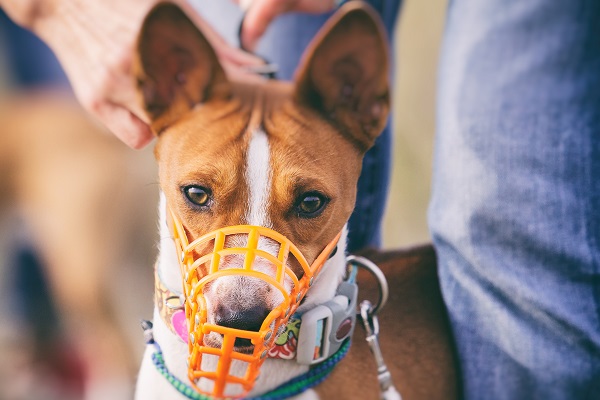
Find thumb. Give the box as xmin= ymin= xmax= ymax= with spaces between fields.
xmin=240 ymin=0 xmax=337 ymax=51
xmin=240 ymin=0 xmax=294 ymax=51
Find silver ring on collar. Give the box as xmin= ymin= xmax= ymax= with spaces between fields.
xmin=346 ymin=255 xmax=389 ymax=315
xmin=164 ymin=295 xmax=185 ymax=311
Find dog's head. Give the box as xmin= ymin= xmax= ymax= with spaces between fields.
xmin=134 ymin=2 xmax=389 ymax=349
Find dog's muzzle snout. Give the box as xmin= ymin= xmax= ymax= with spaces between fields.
xmin=169 ymin=208 xmax=340 ymax=398
xmin=215 ymin=304 xmax=269 ymax=335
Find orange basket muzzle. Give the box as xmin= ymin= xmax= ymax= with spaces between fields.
xmin=170 ymin=209 xmax=340 ymax=398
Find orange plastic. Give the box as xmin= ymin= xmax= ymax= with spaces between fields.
xmin=170 ymin=208 xmax=341 ymax=398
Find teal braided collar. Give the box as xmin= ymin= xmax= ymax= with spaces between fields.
xmin=143 ymin=321 xmax=350 ymax=400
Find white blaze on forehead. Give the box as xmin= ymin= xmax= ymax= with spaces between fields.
xmin=245 ymin=128 xmax=272 ymax=227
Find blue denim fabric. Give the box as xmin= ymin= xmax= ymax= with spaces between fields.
xmin=191 ymin=0 xmax=401 ymax=252
xmin=429 ymin=1 xmax=600 ymax=398
xmin=0 ymin=10 xmax=68 ymax=88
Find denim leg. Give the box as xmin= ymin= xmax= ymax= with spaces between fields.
xmin=430 ymin=0 xmax=600 ymax=398
xmin=192 ymin=0 xmax=401 ymax=252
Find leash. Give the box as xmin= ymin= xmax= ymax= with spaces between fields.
xmin=347 ymin=256 xmax=402 ymax=400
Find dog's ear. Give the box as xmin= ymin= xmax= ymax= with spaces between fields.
xmin=294 ymin=3 xmax=390 ymax=151
xmin=134 ymin=2 xmax=230 ymax=133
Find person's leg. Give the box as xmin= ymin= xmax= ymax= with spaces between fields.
xmin=430 ymin=0 xmax=600 ymax=398
xmin=192 ymin=0 xmax=402 ymax=252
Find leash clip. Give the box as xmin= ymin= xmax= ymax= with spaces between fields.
xmin=359 ymin=300 xmax=401 ymax=400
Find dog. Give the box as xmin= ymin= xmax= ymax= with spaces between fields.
xmin=134 ymin=2 xmax=458 ymax=399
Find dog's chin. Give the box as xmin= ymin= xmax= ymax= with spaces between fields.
xmin=203 ymin=333 xmax=255 ymax=355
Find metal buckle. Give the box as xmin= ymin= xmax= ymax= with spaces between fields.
xmin=164 ymin=295 xmax=184 ymax=311
xmin=297 ymin=281 xmax=358 ymax=365
xmin=346 ymin=255 xmax=389 ymax=315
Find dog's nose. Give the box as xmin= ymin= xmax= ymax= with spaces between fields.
xmin=215 ymin=305 xmax=270 ymax=347
xmin=216 ymin=305 xmax=268 ymax=331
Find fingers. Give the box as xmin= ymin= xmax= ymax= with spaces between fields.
xmin=172 ymin=1 xmax=269 ymax=81
xmin=75 ymin=83 xmax=154 ymax=149
xmin=94 ymin=101 xmax=154 ymax=149
xmin=221 ymin=62 xmax=267 ymax=83
xmin=174 ymin=0 xmax=264 ymax=68
xmin=216 ymin=44 xmax=265 ymax=68
xmin=240 ymin=0 xmax=336 ymax=51
xmin=240 ymin=0 xmax=293 ymax=51
xmin=75 ymin=49 xmax=153 ymax=149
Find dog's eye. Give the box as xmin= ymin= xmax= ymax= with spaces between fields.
xmin=183 ymin=185 xmax=212 ymax=207
xmin=295 ymin=192 xmax=329 ymax=218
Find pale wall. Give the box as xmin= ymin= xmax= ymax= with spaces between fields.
xmin=383 ymin=0 xmax=446 ymax=248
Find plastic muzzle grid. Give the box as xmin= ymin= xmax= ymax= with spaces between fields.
xmin=170 ymin=209 xmax=340 ymax=398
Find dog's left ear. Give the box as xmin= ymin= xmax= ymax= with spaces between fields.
xmin=294 ymin=3 xmax=390 ymax=151
xmin=134 ymin=3 xmax=231 ymax=133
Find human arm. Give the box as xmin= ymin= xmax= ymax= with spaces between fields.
xmin=0 ymin=0 xmax=264 ymax=148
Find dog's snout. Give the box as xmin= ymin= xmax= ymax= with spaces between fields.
xmin=215 ymin=305 xmax=269 ymax=333
xmin=215 ymin=305 xmax=270 ymax=347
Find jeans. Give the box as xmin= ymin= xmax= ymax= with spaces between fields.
xmin=429 ymin=0 xmax=600 ymax=398
xmin=191 ymin=0 xmax=401 ymax=252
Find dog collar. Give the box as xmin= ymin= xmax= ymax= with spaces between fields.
xmin=155 ymin=266 xmax=358 ymax=364
xmin=142 ymin=320 xmax=351 ymax=400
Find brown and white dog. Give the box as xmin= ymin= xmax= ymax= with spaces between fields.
xmin=134 ymin=2 xmax=458 ymax=399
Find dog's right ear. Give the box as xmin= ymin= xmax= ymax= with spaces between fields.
xmin=134 ymin=2 xmax=230 ymax=133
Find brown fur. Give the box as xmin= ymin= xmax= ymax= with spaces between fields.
xmin=316 ymin=245 xmax=459 ymax=399
xmin=153 ymin=81 xmax=363 ymax=264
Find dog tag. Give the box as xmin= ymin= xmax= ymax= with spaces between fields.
xmin=171 ymin=310 xmax=189 ymax=343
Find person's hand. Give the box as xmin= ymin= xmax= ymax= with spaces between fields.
xmin=236 ymin=0 xmax=338 ymax=51
xmin=1 ymin=0 xmax=265 ymax=149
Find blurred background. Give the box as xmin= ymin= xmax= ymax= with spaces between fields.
xmin=0 ymin=0 xmax=444 ymax=398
